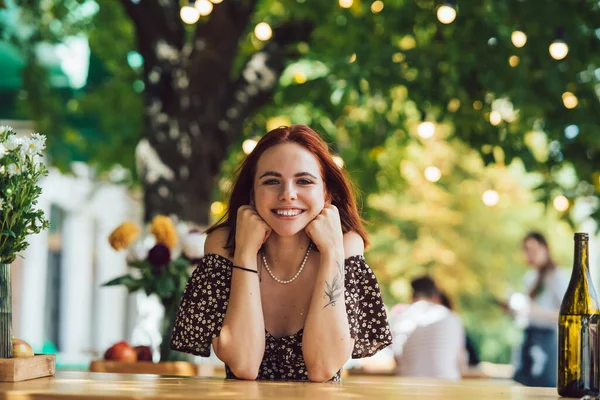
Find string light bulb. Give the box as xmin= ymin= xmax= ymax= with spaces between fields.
xmin=332 ymin=156 xmax=345 ymax=168
xmin=489 ymin=111 xmax=502 ymax=126
xmin=424 ymin=166 xmax=442 ymax=182
xmin=371 ymin=1 xmax=384 ymax=13
xmin=482 ymin=190 xmax=499 ymax=206
xmin=417 ymin=112 xmax=435 ymax=139
xmin=195 ymin=0 xmax=213 ymax=16
xmin=180 ymin=6 xmax=200 ymax=24
xmin=553 ymin=195 xmax=569 ymax=212
xmin=339 ymin=0 xmax=353 ymax=8
xmin=549 ymin=29 xmax=569 ymax=60
xmin=210 ymin=0 xmax=223 ymax=3
xmin=242 ymin=139 xmax=257 ymax=154
xmin=562 ymin=92 xmax=578 ymax=109
xmin=211 ymin=201 xmax=225 ymax=215
xmin=511 ymin=30 xmax=527 ymax=48
xmin=254 ymin=22 xmax=272 ymax=41
xmin=437 ymin=1 xmax=457 ymax=24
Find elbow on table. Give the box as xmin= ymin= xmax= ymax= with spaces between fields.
xmin=306 ymin=364 xmax=339 ymax=382
xmin=213 ymin=334 xmax=264 ymax=380
xmin=228 ymin=362 xmax=260 ymax=380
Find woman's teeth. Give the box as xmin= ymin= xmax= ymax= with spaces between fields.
xmin=275 ymin=209 xmax=303 ymax=216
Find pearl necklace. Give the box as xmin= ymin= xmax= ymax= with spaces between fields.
xmin=261 ymin=245 xmax=312 ymax=284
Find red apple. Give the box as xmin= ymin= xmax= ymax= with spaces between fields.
xmin=104 ymin=341 xmax=137 ymax=362
xmin=134 ymin=345 xmax=153 ymax=362
xmin=12 ymin=337 xmax=34 ymax=358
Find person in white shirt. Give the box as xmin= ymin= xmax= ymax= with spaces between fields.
xmin=512 ymin=231 xmax=569 ymax=388
xmin=390 ymin=276 xmax=466 ymax=380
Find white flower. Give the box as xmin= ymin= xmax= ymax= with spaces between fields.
xmin=181 ymin=231 xmax=206 ymax=259
xmin=7 ymin=163 xmax=21 ymax=177
xmin=0 ymin=198 xmax=4 ymax=210
xmin=5 ymin=135 xmax=22 ymax=151
xmin=20 ymin=138 xmax=36 ymax=157
xmin=20 ymin=134 xmax=45 ymax=158
xmin=0 ymin=144 xmax=6 ymax=160
xmin=28 ymin=133 xmax=46 ymax=154
xmin=0 ymin=126 xmax=10 ymax=134
xmin=0 ymin=166 xmax=5 ymax=175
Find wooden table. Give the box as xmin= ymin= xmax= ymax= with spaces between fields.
xmin=0 ymin=371 xmax=570 ymax=400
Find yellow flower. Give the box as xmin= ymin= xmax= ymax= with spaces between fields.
xmin=108 ymin=222 xmax=140 ymax=251
xmin=151 ymin=215 xmax=178 ymax=249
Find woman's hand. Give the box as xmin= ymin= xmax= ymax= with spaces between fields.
xmin=235 ymin=205 xmax=272 ymax=260
xmin=305 ymin=204 xmax=344 ymax=257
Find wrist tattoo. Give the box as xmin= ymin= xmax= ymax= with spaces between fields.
xmin=323 ymin=261 xmax=344 ymax=308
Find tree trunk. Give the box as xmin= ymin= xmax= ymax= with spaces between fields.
xmin=122 ymin=1 xmax=313 ymax=225
xmin=0 ymin=264 xmax=12 ymax=358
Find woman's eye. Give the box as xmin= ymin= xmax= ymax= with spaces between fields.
xmin=298 ymin=179 xmax=313 ymax=185
xmin=263 ymin=179 xmax=279 ymax=185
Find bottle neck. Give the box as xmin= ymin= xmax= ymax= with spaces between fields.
xmin=574 ymin=238 xmax=589 ymax=275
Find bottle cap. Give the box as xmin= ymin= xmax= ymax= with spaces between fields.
xmin=574 ymin=232 xmax=589 ymax=240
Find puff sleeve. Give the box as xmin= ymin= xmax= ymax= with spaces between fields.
xmin=344 ymin=255 xmax=393 ymax=358
xmin=170 ymin=253 xmax=233 ymax=357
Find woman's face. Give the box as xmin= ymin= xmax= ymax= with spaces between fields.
xmin=523 ymin=238 xmax=549 ymax=269
xmin=253 ymin=142 xmax=326 ymax=237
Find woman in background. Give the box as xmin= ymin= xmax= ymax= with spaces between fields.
xmin=512 ymin=231 xmax=569 ymax=387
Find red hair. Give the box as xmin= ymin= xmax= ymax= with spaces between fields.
xmin=207 ymin=124 xmax=368 ymax=255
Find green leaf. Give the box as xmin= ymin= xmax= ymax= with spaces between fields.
xmin=102 ymin=274 xmax=142 ymax=293
xmin=156 ymin=278 xmax=176 ymax=299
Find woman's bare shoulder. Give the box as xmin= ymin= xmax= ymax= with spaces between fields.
xmin=204 ymin=227 xmax=233 ymax=261
xmin=343 ymin=231 xmax=365 ymax=258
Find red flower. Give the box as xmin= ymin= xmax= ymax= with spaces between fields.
xmin=148 ymin=244 xmax=171 ymax=269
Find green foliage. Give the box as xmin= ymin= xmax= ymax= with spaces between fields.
xmin=365 ymin=123 xmax=575 ymax=362
xmin=5 ymin=1 xmax=600 ymax=206
xmin=5 ymin=1 xmax=141 ymax=175
xmin=0 ymin=126 xmax=50 ymax=264
xmin=102 ymin=255 xmax=191 ymax=302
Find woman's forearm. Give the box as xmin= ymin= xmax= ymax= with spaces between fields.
xmin=528 ymin=302 xmax=560 ymax=323
xmin=213 ymin=253 xmax=265 ymax=379
xmin=302 ymin=250 xmax=354 ymax=382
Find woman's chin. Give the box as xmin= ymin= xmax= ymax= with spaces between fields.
xmin=267 ymin=221 xmax=308 ymax=237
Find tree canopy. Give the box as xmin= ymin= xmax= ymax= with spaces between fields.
xmin=1 ymin=0 xmax=599 ymax=225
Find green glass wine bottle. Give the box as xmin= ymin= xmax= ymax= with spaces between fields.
xmin=558 ymin=233 xmax=600 ymax=397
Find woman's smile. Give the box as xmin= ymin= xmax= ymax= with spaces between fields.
xmin=272 ymin=208 xmax=306 ymax=219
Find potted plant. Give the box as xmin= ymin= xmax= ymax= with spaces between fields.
xmin=0 ymin=126 xmax=52 ymax=381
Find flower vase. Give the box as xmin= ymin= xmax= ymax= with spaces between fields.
xmin=0 ymin=263 xmax=12 ymax=358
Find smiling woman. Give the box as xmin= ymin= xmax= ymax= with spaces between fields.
xmin=170 ymin=124 xmax=392 ymax=382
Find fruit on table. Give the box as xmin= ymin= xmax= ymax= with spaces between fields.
xmin=134 ymin=345 xmax=153 ymax=362
xmin=104 ymin=341 xmax=137 ymax=362
xmin=12 ymin=337 xmax=34 ymax=358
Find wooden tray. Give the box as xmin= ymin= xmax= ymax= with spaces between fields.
xmin=89 ymin=360 xmax=220 ymax=377
xmin=0 ymin=354 xmax=56 ymax=382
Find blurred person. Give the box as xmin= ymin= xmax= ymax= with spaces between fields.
xmin=170 ymin=125 xmax=392 ymax=381
xmin=510 ymin=231 xmax=569 ymax=388
xmin=439 ymin=292 xmax=480 ymax=368
xmin=390 ymin=276 xmax=466 ymax=380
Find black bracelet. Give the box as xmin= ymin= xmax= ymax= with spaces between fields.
xmin=232 ymin=265 xmax=258 ymax=274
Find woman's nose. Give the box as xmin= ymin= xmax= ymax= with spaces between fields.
xmin=279 ymin=183 xmax=297 ymax=201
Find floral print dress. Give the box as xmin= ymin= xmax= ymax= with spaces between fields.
xmin=170 ymin=253 xmax=392 ymax=381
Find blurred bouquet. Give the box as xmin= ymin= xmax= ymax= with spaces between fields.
xmin=104 ymin=215 xmax=205 ymax=361
xmin=0 ymin=126 xmax=49 ymax=264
